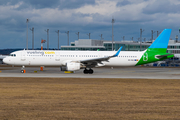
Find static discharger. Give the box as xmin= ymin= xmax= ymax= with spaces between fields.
xmin=64 ymin=71 xmax=74 ymax=73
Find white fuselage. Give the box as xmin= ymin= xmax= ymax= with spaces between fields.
xmin=3 ymin=50 xmax=145 ymax=67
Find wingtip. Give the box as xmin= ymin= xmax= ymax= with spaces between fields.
xmin=113 ymin=46 xmax=123 ymax=57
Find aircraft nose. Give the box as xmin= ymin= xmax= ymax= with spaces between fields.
xmin=3 ymin=58 xmax=8 ymax=64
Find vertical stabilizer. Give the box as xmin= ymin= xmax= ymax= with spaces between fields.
xmin=136 ymin=29 xmax=173 ymax=65
xmin=149 ymin=29 xmax=171 ymax=49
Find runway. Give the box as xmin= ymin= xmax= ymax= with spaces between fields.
xmin=0 ymin=65 xmax=180 ymax=79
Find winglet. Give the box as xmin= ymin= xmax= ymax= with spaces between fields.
xmin=112 ymin=46 xmax=123 ymax=57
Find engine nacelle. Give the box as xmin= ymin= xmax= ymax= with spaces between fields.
xmin=61 ymin=63 xmax=80 ymax=71
xmin=67 ymin=63 xmax=80 ymax=71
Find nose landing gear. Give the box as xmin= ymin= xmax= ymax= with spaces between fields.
xmin=83 ymin=68 xmax=94 ymax=74
xmin=20 ymin=66 xmax=26 ymax=73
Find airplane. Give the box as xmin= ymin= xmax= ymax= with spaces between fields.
xmin=0 ymin=55 xmax=7 ymax=64
xmin=3 ymin=29 xmax=174 ymax=74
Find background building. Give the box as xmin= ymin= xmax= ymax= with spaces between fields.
xmin=61 ymin=39 xmax=180 ymax=54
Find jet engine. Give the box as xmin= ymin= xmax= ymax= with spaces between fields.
xmin=61 ymin=63 xmax=80 ymax=71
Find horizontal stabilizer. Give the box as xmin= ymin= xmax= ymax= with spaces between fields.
xmin=155 ymin=54 xmax=174 ymax=59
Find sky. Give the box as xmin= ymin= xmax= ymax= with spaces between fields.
xmin=0 ymin=0 xmax=180 ymax=49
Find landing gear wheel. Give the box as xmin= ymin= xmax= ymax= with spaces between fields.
xmin=83 ymin=69 xmax=88 ymax=74
xmin=83 ymin=68 xmax=94 ymax=74
xmin=89 ymin=69 xmax=93 ymax=74
xmin=20 ymin=66 xmax=26 ymax=73
xmin=21 ymin=70 xmax=24 ymax=73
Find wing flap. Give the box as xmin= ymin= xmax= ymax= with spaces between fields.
xmin=80 ymin=56 xmax=109 ymax=63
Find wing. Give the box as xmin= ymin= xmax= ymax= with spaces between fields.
xmin=80 ymin=47 xmax=123 ymax=68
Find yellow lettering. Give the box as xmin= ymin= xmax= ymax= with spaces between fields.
xmin=44 ymin=51 xmax=55 ymax=54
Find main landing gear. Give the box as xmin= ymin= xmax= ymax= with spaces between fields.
xmin=20 ymin=66 xmax=26 ymax=73
xmin=83 ymin=68 xmax=94 ymax=74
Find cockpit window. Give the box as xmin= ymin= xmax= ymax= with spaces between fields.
xmin=9 ymin=54 xmax=16 ymax=57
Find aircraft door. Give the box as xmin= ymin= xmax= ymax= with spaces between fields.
xmin=98 ymin=53 xmax=103 ymax=57
xmin=55 ymin=52 xmax=60 ymax=61
xmin=21 ymin=51 xmax=26 ymax=61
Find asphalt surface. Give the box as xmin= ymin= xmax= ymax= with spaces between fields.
xmin=0 ymin=65 xmax=180 ymax=79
